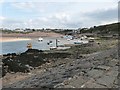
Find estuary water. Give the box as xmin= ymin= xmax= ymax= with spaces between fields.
xmin=1 ymin=37 xmax=74 ymax=54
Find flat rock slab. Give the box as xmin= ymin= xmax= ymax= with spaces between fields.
xmin=64 ymin=76 xmax=89 ymax=88
xmin=106 ymin=70 xmax=118 ymax=77
xmin=81 ymin=78 xmax=106 ymax=88
xmin=96 ymin=75 xmax=116 ymax=87
xmin=114 ymin=78 xmax=118 ymax=85
xmin=108 ymin=59 xmax=118 ymax=67
xmin=112 ymin=66 xmax=118 ymax=71
xmin=62 ymin=85 xmax=75 ymax=88
xmin=87 ymin=69 xmax=104 ymax=78
xmin=84 ymin=82 xmax=107 ymax=88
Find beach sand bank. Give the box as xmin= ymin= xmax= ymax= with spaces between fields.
xmin=0 ymin=37 xmax=31 ymax=42
xmin=1 ymin=32 xmax=62 ymax=42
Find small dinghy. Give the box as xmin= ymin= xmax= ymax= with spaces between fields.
xmin=38 ymin=37 xmax=43 ymax=42
xmin=57 ymin=40 xmax=60 ymax=42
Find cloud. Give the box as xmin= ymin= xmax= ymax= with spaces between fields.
xmin=1 ymin=18 xmax=26 ymax=29
xmin=48 ymin=13 xmax=71 ymax=25
xmin=0 ymin=16 xmax=5 ymax=20
xmin=53 ymin=13 xmax=70 ymax=22
xmin=1 ymin=4 xmax=118 ymax=29
xmin=11 ymin=2 xmax=46 ymax=13
xmin=0 ymin=0 xmax=4 ymax=4
xmin=44 ymin=12 xmax=83 ymax=28
xmin=11 ymin=2 xmax=35 ymax=10
xmin=53 ymin=13 xmax=82 ymax=28
xmin=4 ymin=0 xmax=120 ymax=3
xmin=0 ymin=16 xmax=6 ymax=27
xmin=84 ymin=7 xmax=117 ymax=22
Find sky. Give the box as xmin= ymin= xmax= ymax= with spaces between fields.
xmin=0 ymin=0 xmax=119 ymax=29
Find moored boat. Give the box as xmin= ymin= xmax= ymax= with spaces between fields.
xmin=38 ymin=37 xmax=43 ymax=42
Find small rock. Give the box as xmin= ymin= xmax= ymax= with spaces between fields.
xmin=95 ymin=65 xmax=110 ymax=71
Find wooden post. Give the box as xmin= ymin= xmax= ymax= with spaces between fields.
xmin=56 ymin=39 xmax=58 ymax=47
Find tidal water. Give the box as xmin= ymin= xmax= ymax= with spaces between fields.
xmin=1 ymin=37 xmax=74 ymax=54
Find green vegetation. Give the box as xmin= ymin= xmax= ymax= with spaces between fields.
xmin=1 ymin=22 xmax=119 ymax=36
xmin=80 ymin=23 xmax=119 ymax=35
xmin=53 ymin=29 xmax=73 ymax=35
xmin=1 ymin=30 xmax=15 ymax=33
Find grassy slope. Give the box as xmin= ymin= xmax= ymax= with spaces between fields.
xmin=80 ymin=23 xmax=119 ymax=35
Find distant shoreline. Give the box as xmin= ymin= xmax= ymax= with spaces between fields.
xmin=1 ymin=31 xmax=62 ymax=42
xmin=2 ymin=31 xmax=62 ymax=38
xmin=0 ymin=37 xmax=31 ymax=42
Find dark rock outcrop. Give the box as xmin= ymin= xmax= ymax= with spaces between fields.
xmin=2 ymin=49 xmax=71 ymax=77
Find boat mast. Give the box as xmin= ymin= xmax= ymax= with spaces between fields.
xmin=56 ymin=39 xmax=58 ymax=47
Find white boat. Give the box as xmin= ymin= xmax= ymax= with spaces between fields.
xmin=50 ymin=46 xmax=57 ymax=50
xmin=63 ymin=35 xmax=73 ymax=40
xmin=74 ymin=40 xmax=82 ymax=44
xmin=74 ymin=40 xmax=88 ymax=44
xmin=67 ymin=39 xmax=71 ymax=41
xmin=88 ymin=37 xmax=95 ymax=40
xmin=38 ymin=37 xmax=43 ymax=41
xmin=57 ymin=40 xmax=60 ymax=42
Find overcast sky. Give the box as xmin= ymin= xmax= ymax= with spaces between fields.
xmin=0 ymin=0 xmax=119 ymax=29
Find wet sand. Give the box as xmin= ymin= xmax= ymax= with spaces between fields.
xmin=0 ymin=37 xmax=31 ymax=42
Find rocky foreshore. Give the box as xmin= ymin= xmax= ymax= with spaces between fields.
xmin=2 ymin=47 xmax=119 ymax=88
xmin=2 ymin=49 xmax=71 ymax=77
xmin=2 ymin=39 xmax=119 ymax=88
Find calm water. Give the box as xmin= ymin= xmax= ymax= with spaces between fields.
xmin=1 ymin=37 xmax=75 ymax=54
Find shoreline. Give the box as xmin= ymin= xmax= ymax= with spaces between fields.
xmin=0 ymin=37 xmax=32 ymax=43
xmin=1 ymin=32 xmax=63 ymax=42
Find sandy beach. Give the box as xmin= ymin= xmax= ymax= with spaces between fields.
xmin=1 ymin=31 xmax=62 ymax=42
xmin=0 ymin=37 xmax=31 ymax=42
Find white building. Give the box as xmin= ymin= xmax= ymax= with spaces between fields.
xmin=15 ymin=28 xmax=24 ymax=32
